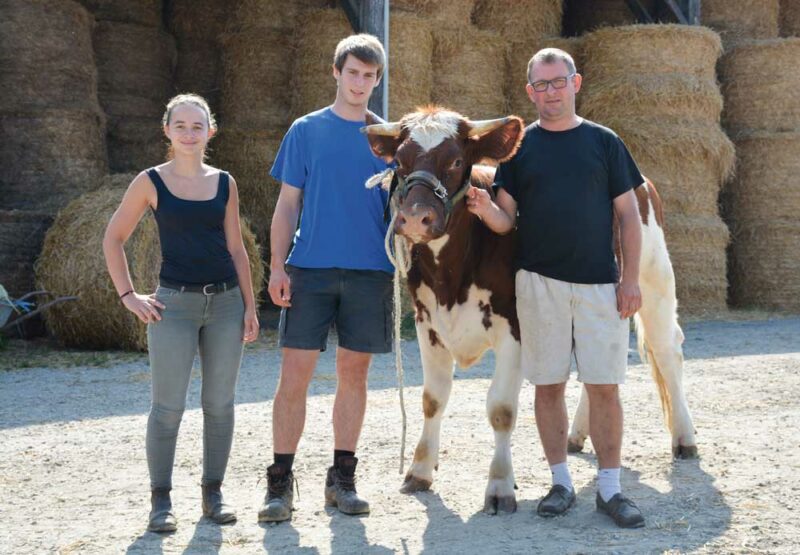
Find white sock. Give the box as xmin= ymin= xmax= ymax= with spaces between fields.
xmin=597 ymin=467 xmax=621 ymax=502
xmin=550 ymin=462 xmax=573 ymax=491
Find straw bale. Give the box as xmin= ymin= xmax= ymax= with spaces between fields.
xmin=563 ymin=0 xmax=656 ymax=36
xmin=106 ymin=117 xmax=168 ymax=173
xmin=701 ymin=0 xmax=779 ymax=45
xmin=391 ymin=0 xmax=475 ymax=25
xmin=388 ymin=13 xmax=434 ymax=119
xmin=727 ymin=131 xmax=800 ymax=222
xmin=36 ymin=183 xmax=265 ymax=350
xmin=0 ymin=109 xmax=108 ymax=213
xmin=662 ymin=213 xmax=730 ymax=313
xmin=0 ymin=0 xmax=99 ymax=113
xmin=506 ymin=36 xmax=584 ymax=123
xmin=168 ymin=0 xmax=232 ymax=38
xmin=174 ymin=38 xmax=222 ymax=114
xmin=76 ymin=0 xmax=162 ymax=27
xmin=432 ymin=26 xmax=508 ymax=118
xmin=291 ymin=9 xmax=352 ymax=121
xmin=0 ymin=210 xmax=54 ymax=297
xmin=220 ymin=30 xmax=293 ymax=130
xmin=582 ymin=25 xmax=721 ymax=82
xmin=473 ymin=0 xmax=561 ymax=40
xmin=781 ymin=0 xmax=800 ymax=36
xmin=719 ymin=38 xmax=800 ymax=134
xmin=94 ymin=21 xmax=177 ymax=118
xmin=729 ymin=218 xmax=800 ymax=310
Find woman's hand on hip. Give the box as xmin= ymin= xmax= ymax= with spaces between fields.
xmin=122 ymin=292 xmax=165 ymax=323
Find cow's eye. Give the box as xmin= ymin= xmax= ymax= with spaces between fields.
xmin=451 ymin=159 xmax=463 ymax=169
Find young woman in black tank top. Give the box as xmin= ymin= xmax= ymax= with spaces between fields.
xmin=103 ymin=94 xmax=259 ymax=532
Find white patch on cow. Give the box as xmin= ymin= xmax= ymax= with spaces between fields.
xmin=427 ymin=234 xmax=450 ymax=262
xmin=403 ymin=110 xmax=462 ymax=152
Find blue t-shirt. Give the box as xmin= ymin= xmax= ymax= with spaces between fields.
xmin=270 ymin=107 xmax=393 ymax=272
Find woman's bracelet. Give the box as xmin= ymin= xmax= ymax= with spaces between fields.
xmin=120 ymin=290 xmax=134 ymax=300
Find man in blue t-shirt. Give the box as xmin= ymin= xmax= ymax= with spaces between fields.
xmin=467 ymin=48 xmax=646 ymax=528
xmin=258 ymin=34 xmax=392 ymax=523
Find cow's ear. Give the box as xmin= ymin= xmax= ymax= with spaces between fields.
xmin=363 ymin=113 xmax=404 ymax=162
xmin=466 ymin=116 xmax=525 ymax=164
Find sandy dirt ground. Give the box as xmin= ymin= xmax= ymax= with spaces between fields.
xmin=1 ymin=316 xmax=799 ymax=554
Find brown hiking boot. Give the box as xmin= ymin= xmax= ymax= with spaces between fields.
xmin=324 ymin=456 xmax=370 ymax=515
xmin=258 ymin=464 xmax=295 ymax=523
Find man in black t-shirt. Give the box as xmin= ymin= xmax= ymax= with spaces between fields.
xmin=466 ymin=48 xmax=646 ymax=528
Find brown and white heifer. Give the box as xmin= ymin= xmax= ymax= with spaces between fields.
xmin=363 ymin=107 xmax=697 ymax=514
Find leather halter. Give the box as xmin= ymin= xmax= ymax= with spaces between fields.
xmin=388 ymin=169 xmax=471 ymax=227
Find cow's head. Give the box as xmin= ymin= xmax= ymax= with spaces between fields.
xmin=363 ymin=107 xmax=524 ymax=243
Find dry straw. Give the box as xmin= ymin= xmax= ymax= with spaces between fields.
xmin=563 ymin=0 xmax=656 ymax=35
xmin=719 ymin=38 xmax=800 ymax=134
xmin=106 ymin=117 xmax=168 ymax=173
xmin=0 ymin=210 xmax=54 ymax=297
xmin=388 ymin=13 xmax=433 ymax=119
xmin=582 ymin=25 xmax=721 ymax=82
xmin=0 ymin=109 xmax=108 ymax=213
xmin=473 ymin=0 xmax=562 ymax=39
xmin=781 ymin=0 xmax=800 ymax=36
xmin=432 ymin=26 xmax=508 ymax=118
xmin=290 ymin=9 xmax=352 ymax=121
xmin=220 ymin=30 xmax=293 ymax=130
xmin=0 ymin=0 xmax=99 ymax=113
xmin=169 ymin=0 xmax=232 ymax=39
xmin=76 ymin=0 xmax=162 ymax=27
xmin=701 ymin=0 xmax=779 ymax=45
xmin=391 ymin=0 xmax=475 ymax=25
xmin=36 ymin=182 xmax=265 ymax=350
xmin=174 ymin=39 xmax=222 ymax=114
xmin=729 ymin=219 xmax=800 ymax=310
xmin=507 ymin=36 xmax=584 ymax=124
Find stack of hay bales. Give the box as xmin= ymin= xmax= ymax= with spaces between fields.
xmin=700 ymin=0 xmax=780 ymax=47
xmin=781 ymin=0 xmax=800 ymax=36
xmin=91 ymin=0 xmax=176 ymax=172
xmin=391 ymin=0 xmax=474 ymax=25
xmin=580 ymin=25 xmax=734 ymax=313
xmin=387 ymin=12 xmax=434 ymax=118
xmin=35 ymin=180 xmax=265 ymax=350
xmin=0 ymin=0 xmax=107 ymax=295
xmin=563 ymin=0 xmax=656 ymax=36
xmin=473 ymin=0 xmax=563 ymax=124
xmin=718 ymin=39 xmax=800 ymax=309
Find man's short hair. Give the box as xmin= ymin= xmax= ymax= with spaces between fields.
xmin=334 ymin=33 xmax=386 ymax=78
xmin=527 ymin=48 xmax=577 ymax=84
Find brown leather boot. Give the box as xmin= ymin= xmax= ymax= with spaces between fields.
xmin=258 ymin=464 xmax=295 ymax=523
xmin=202 ymin=481 xmax=237 ymax=524
xmin=148 ymin=487 xmax=177 ymax=532
xmin=324 ymin=456 xmax=370 ymax=515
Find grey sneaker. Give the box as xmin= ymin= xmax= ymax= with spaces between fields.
xmin=148 ymin=487 xmax=177 ymax=533
xmin=258 ymin=464 xmax=294 ymax=523
xmin=324 ymin=456 xmax=370 ymax=515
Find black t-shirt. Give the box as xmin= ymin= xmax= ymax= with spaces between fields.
xmin=495 ymin=119 xmax=642 ymax=284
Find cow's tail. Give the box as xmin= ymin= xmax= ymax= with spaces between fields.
xmin=634 ymin=314 xmax=674 ymax=435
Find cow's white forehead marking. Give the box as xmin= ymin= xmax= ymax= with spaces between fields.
xmin=403 ymin=111 xmax=462 ymax=152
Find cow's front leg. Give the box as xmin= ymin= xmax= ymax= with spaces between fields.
xmin=401 ymin=325 xmax=455 ymax=493
xmin=483 ymin=337 xmax=523 ymax=514
xmin=567 ymin=386 xmax=590 ymax=453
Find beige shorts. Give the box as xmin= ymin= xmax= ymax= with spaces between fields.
xmin=516 ymin=270 xmax=629 ymax=385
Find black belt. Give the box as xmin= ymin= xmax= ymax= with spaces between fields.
xmin=159 ymin=276 xmax=238 ymax=295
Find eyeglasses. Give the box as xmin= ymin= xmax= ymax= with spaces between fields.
xmin=529 ymin=73 xmax=576 ymax=92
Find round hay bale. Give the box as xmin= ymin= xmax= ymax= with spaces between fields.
xmin=473 ymin=0 xmax=562 ymax=40
xmin=36 ymin=182 xmax=265 ymax=350
xmin=76 ymin=0 xmax=162 ymax=27
xmin=0 ymin=0 xmax=99 ymax=113
xmin=391 ymin=0 xmax=475 ymax=25
xmin=719 ymin=38 xmax=800 ymax=134
xmin=701 ymin=0 xmax=779 ymax=45
xmin=728 ymin=131 xmax=800 ymax=222
xmin=581 ymin=25 xmax=721 ymax=82
xmin=106 ymin=116 xmax=168 ymax=173
xmin=388 ymin=13 xmax=433 ymax=118
xmin=94 ymin=21 xmax=177 ymax=118
xmin=506 ymin=36 xmax=584 ymax=123
xmin=662 ymin=213 xmax=730 ymax=314
xmin=174 ymin=38 xmax=222 ymax=114
xmin=290 ymin=9 xmax=352 ymax=121
xmin=432 ymin=26 xmax=507 ymax=118
xmin=781 ymin=0 xmax=800 ymax=36
xmin=220 ymin=29 xmax=293 ymax=130
xmin=729 ymin=219 xmax=800 ymax=310
xmin=563 ymin=0 xmax=656 ymax=36
xmin=0 ymin=108 xmax=108 ymax=213
xmin=0 ymin=210 xmax=54 ymax=297
xmin=168 ymin=0 xmax=233 ymax=38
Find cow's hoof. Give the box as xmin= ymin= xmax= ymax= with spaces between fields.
xmin=484 ymin=494 xmax=517 ymax=515
xmin=673 ymin=444 xmax=699 ymax=459
xmin=567 ymin=438 xmax=585 ymax=453
xmin=400 ymin=475 xmax=432 ymax=494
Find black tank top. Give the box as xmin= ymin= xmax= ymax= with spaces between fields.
xmin=147 ymin=168 xmax=236 ymax=285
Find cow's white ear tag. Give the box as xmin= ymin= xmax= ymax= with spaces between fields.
xmin=366 ymin=168 xmax=394 ymax=191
